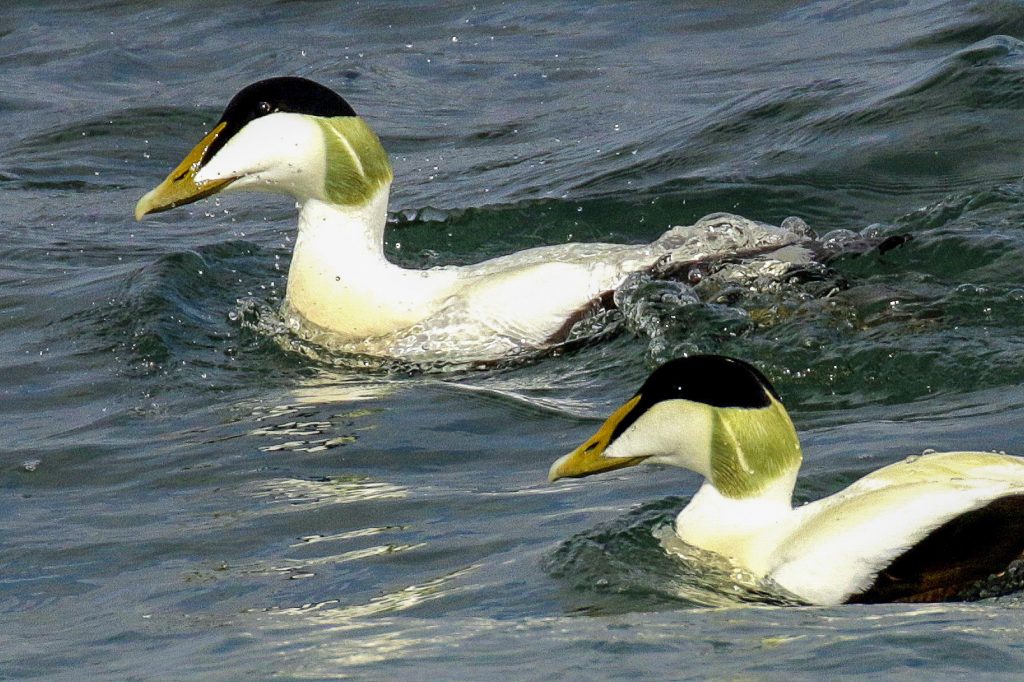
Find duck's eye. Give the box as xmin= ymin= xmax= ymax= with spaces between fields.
xmin=257 ymin=101 xmax=273 ymax=115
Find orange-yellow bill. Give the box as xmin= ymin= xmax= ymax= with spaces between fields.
xmin=548 ymin=394 xmax=648 ymax=482
xmin=134 ymin=122 xmax=235 ymax=220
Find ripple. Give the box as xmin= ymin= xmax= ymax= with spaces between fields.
xmin=544 ymin=498 xmax=800 ymax=612
xmin=250 ymin=476 xmax=408 ymax=509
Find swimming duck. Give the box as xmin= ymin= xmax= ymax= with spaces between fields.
xmin=549 ymin=355 xmax=1024 ymax=605
xmin=135 ymin=76 xmax=815 ymax=363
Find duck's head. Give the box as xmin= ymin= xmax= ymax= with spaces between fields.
xmin=135 ymin=76 xmax=393 ymax=220
xmin=549 ymin=355 xmax=802 ymax=499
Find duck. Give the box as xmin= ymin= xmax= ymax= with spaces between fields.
xmin=135 ymin=76 xmax=819 ymax=364
xmin=548 ymin=355 xmax=1024 ymax=605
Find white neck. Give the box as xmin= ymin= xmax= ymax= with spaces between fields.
xmin=675 ymin=472 xmax=797 ymax=576
xmin=296 ymin=186 xmax=391 ymax=260
xmin=283 ymin=187 xmax=458 ymax=340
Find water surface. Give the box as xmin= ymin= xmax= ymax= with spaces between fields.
xmin=4 ymin=1 xmax=1024 ymax=678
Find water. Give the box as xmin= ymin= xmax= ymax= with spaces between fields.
xmin=4 ymin=0 xmax=1024 ymax=678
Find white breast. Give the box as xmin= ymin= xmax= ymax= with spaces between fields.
xmin=675 ymin=451 xmax=1024 ymax=605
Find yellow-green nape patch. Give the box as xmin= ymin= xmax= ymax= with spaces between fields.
xmin=316 ymin=116 xmax=393 ymax=206
xmin=709 ymin=399 xmax=802 ymax=498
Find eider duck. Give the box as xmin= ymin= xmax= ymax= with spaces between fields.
xmin=135 ymin=77 xmax=816 ymax=363
xmin=549 ymin=355 xmax=1024 ymax=605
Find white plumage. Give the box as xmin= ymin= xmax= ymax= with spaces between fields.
xmin=136 ymin=78 xmax=817 ymax=364
xmin=550 ymin=355 xmax=1024 ymax=605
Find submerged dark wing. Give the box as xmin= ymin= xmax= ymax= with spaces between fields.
xmin=847 ymin=494 xmax=1024 ymax=604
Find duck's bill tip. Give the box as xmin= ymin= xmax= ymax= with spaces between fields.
xmin=547 ymin=425 xmax=650 ymax=482
xmin=134 ymin=188 xmax=161 ymax=221
xmin=548 ymin=452 xmax=573 ymax=482
xmin=548 ymin=448 xmax=648 ymax=483
xmin=548 ymin=394 xmax=648 ymax=483
xmin=133 ymin=175 xmax=236 ymax=221
xmin=133 ymin=123 xmax=231 ymax=221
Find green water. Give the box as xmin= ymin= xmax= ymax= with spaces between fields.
xmin=3 ymin=1 xmax=1024 ymax=679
